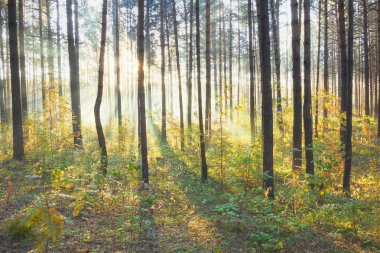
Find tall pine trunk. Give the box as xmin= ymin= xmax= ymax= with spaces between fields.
xmin=205 ymin=0 xmax=211 ymax=135
xmin=8 ymin=0 xmax=24 ymax=159
xmin=160 ymin=0 xmax=167 ymax=142
xmin=291 ymin=0 xmax=302 ymax=171
xmin=113 ymin=0 xmax=121 ymax=129
xmin=18 ymin=0 xmax=27 ymax=116
xmin=187 ymin=0 xmax=194 ymax=129
xmin=95 ymin=0 xmax=108 ymax=175
xmin=256 ymin=0 xmax=274 ymax=199
xmin=137 ymin=0 xmax=149 ymax=183
xmin=248 ymin=0 xmax=255 ymax=142
xmin=196 ymin=0 xmax=208 ymax=181
xmin=363 ymin=0 xmax=370 ymax=116
xmin=315 ymin=0 xmax=322 ymax=138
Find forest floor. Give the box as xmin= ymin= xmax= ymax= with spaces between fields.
xmin=0 ymin=109 xmax=379 ymax=252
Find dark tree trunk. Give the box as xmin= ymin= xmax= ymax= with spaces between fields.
xmin=270 ymin=0 xmax=283 ymax=131
xmin=256 ymin=0 xmax=274 ymax=199
xmin=205 ymin=0 xmax=211 ymax=135
xmin=323 ymin=0 xmax=329 ymax=129
xmin=315 ymin=0 xmax=322 ymax=138
xmin=66 ymin=0 xmax=83 ymax=147
xmin=291 ymin=0 xmax=302 ymax=171
xmin=343 ymin=0 xmax=354 ymax=194
xmin=46 ymin=0 xmax=55 ymax=87
xmin=160 ymin=0 xmax=167 ymax=142
xmin=56 ymin=0 xmax=63 ymax=96
xmin=172 ymin=0 xmax=185 ymax=150
xmin=338 ymin=0 xmax=348 ymax=146
xmin=363 ymin=0 xmax=370 ymax=116
xmin=137 ymin=0 xmax=149 ymax=183
xmin=303 ymin=0 xmax=314 ymax=179
xmin=113 ymin=0 xmax=121 ymax=128
xmin=8 ymin=0 xmax=24 ymax=159
xmin=95 ymin=0 xmax=108 ymax=175
xmin=187 ymin=0 xmax=194 ymax=129
xmin=18 ymin=0 xmax=27 ymax=116
xmin=196 ymin=0 xmax=208 ymax=181
xmin=248 ymin=0 xmax=255 ymax=142
xmin=38 ymin=0 xmax=46 ymax=106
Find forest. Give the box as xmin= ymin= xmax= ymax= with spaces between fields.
xmin=0 ymin=0 xmax=379 ymax=252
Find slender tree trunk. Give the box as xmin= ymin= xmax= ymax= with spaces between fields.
xmin=338 ymin=0 xmax=348 ymax=146
xmin=196 ymin=0 xmax=208 ymax=181
xmin=8 ymin=0 xmax=24 ymax=159
xmin=146 ymin=0 xmax=152 ymax=114
xmin=160 ymin=0 xmax=167 ymax=142
xmin=113 ymin=0 xmax=121 ymax=128
xmin=315 ymin=0 xmax=322 ymax=138
xmin=343 ymin=0 xmax=354 ymax=194
xmin=56 ymin=0 xmax=63 ymax=96
xmin=66 ymin=0 xmax=83 ymax=147
xmin=378 ymin=0 xmax=380 ymax=138
xmin=38 ymin=0 xmax=46 ymax=107
xmin=303 ymin=0 xmax=314 ymax=179
xmin=46 ymin=0 xmax=55 ymax=87
xmin=256 ymin=0 xmax=274 ymax=199
xmin=18 ymin=0 xmax=27 ymax=116
xmin=137 ymin=0 xmax=149 ymax=183
xmin=205 ymin=0 xmax=211 ymax=135
xmin=187 ymin=0 xmax=193 ymax=129
xmin=228 ymin=0 xmax=233 ymax=122
xmin=95 ymin=0 xmax=108 ymax=175
xmin=172 ymin=0 xmax=185 ymax=149
xmin=248 ymin=0 xmax=255 ymax=142
xmin=291 ymin=0 xmax=302 ymax=171
xmin=323 ymin=0 xmax=329 ymax=130
xmin=270 ymin=0 xmax=283 ymax=131
xmin=363 ymin=0 xmax=370 ymax=115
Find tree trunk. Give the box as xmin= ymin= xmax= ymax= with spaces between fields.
xmin=228 ymin=0 xmax=233 ymax=122
xmin=95 ymin=0 xmax=108 ymax=175
xmin=113 ymin=0 xmax=121 ymax=128
xmin=66 ymin=0 xmax=83 ymax=147
xmin=291 ymin=0 xmax=302 ymax=171
xmin=137 ymin=0 xmax=149 ymax=183
xmin=338 ymin=0 xmax=348 ymax=146
xmin=18 ymin=0 xmax=27 ymax=116
xmin=248 ymin=0 xmax=255 ymax=142
xmin=38 ymin=0 xmax=46 ymax=107
xmin=160 ymin=0 xmax=167 ymax=142
xmin=46 ymin=0 xmax=55 ymax=87
xmin=256 ymin=0 xmax=274 ymax=199
xmin=8 ymin=0 xmax=24 ymax=159
xmin=363 ymin=0 xmax=369 ymax=116
xmin=378 ymin=0 xmax=380 ymax=138
xmin=56 ymin=0 xmax=63 ymax=96
xmin=187 ymin=0 xmax=194 ymax=129
xmin=270 ymin=0 xmax=283 ymax=131
xmin=323 ymin=0 xmax=329 ymax=130
xmin=315 ymin=0 xmax=322 ymax=138
xmin=196 ymin=0 xmax=208 ymax=181
xmin=205 ymin=0 xmax=211 ymax=135
xmin=303 ymin=0 xmax=314 ymax=179
xmin=343 ymin=0 xmax=354 ymax=194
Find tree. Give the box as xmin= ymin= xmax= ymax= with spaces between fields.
xmin=56 ymin=0 xmax=63 ymax=96
xmin=94 ymin=0 xmax=108 ymax=175
xmin=8 ymin=0 xmax=24 ymax=159
xmin=303 ymin=0 xmax=314 ymax=179
xmin=270 ymin=0 xmax=283 ymax=131
xmin=196 ymin=0 xmax=208 ymax=181
xmin=363 ymin=0 xmax=369 ymax=116
xmin=378 ymin=0 xmax=380 ymax=138
xmin=256 ymin=0 xmax=274 ymax=199
xmin=160 ymin=0 xmax=167 ymax=142
xmin=46 ymin=0 xmax=55 ymax=86
xmin=18 ymin=0 xmax=27 ymax=116
xmin=205 ymin=0 xmax=211 ymax=135
xmin=113 ymin=0 xmax=121 ymax=129
xmin=291 ymin=0 xmax=302 ymax=171
xmin=172 ymin=0 xmax=185 ymax=149
xmin=315 ymin=0 xmax=322 ymax=138
xmin=137 ymin=0 xmax=149 ymax=183
xmin=338 ymin=0 xmax=348 ymax=147
xmin=38 ymin=0 xmax=46 ymax=106
xmin=248 ymin=0 xmax=255 ymax=142
xmin=187 ymin=0 xmax=194 ymax=129
xmin=323 ymin=0 xmax=328 ymax=129
xmin=66 ymin=0 xmax=83 ymax=147
xmin=343 ymin=0 xmax=354 ymax=194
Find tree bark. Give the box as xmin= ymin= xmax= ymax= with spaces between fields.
xmin=323 ymin=0 xmax=329 ymax=129
xmin=205 ymin=0 xmax=211 ymax=135
xmin=38 ymin=0 xmax=46 ymax=107
xmin=56 ymin=0 xmax=63 ymax=96
xmin=137 ymin=0 xmax=149 ymax=183
xmin=95 ymin=0 xmax=108 ymax=175
xmin=18 ymin=0 xmax=27 ymax=116
xmin=66 ymin=0 xmax=83 ymax=147
xmin=315 ymin=0 xmax=322 ymax=138
xmin=8 ymin=0 xmax=24 ymax=159
xmin=113 ymin=0 xmax=121 ymax=128
xmin=196 ymin=0 xmax=208 ymax=181
xmin=291 ymin=0 xmax=302 ymax=171
xmin=160 ymin=0 xmax=167 ymax=142
xmin=256 ymin=0 xmax=274 ymax=199
xmin=187 ymin=0 xmax=194 ymax=129
xmin=248 ymin=0 xmax=255 ymax=142
xmin=46 ymin=0 xmax=55 ymax=87
xmin=363 ymin=0 xmax=370 ymax=116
